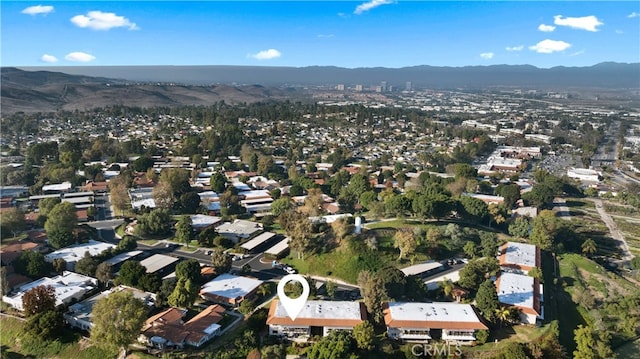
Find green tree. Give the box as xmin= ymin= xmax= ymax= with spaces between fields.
xmin=261 ymin=344 xmax=287 ymax=359
xmin=117 ymin=235 xmax=137 ymax=252
xmin=508 ymin=216 xmax=530 ymax=239
xmin=14 ymin=251 xmax=50 ymax=278
xmin=358 ymin=271 xmax=387 ymax=324
xmin=175 ymin=259 xmax=202 ymax=284
xmin=393 ymin=227 xmax=417 ymax=261
xmin=22 ymin=285 xmax=56 ymax=317
xmin=581 ymin=238 xmax=597 ymax=256
xmin=331 ymin=218 xmax=350 ymax=242
xmin=270 ymin=197 xmax=294 ymax=218
xmin=0 ymin=266 xmax=8 ymax=297
xmin=459 ymin=195 xmax=488 ymax=222
xmin=152 ymin=182 xmax=174 ymax=210
xmin=530 ymin=210 xmax=558 ymax=251
xmin=109 ymin=181 xmax=129 ymax=216
xmin=496 ymin=183 xmax=521 ymax=209
xmin=480 ymin=232 xmax=498 ymax=258
xmin=306 ymin=330 xmax=354 ymax=359
xmin=75 ymin=251 xmax=99 ymax=276
xmin=211 ymin=249 xmax=232 ymax=274
xmin=325 ymin=280 xmax=337 ymax=299
xmin=280 ymin=209 xmax=313 ymax=260
xmin=573 ymin=325 xmax=616 ymax=359
xmin=495 ymin=342 xmax=529 ymax=359
xmin=44 ymin=202 xmax=77 ymax=248
xmin=91 ymin=290 xmax=147 ymax=352
xmin=95 ymin=262 xmax=113 ymax=286
xmin=476 ymin=279 xmax=499 ymax=322
xmin=131 ymin=155 xmax=154 ymax=172
xmin=458 ymin=258 xmax=499 ymax=292
xmin=0 ymin=207 xmax=26 ymax=237
xmin=117 ymin=260 xmax=146 ymax=287
xmin=175 ymin=216 xmax=193 ymax=247
xmin=179 ymin=192 xmax=202 ymax=214
xmin=168 ymin=277 xmax=198 ymax=308
xmin=37 ymin=197 xmax=61 ymax=217
xmin=463 ymin=241 xmax=478 ymax=258
xmin=135 ymin=209 xmax=172 ymax=237
xmin=352 ymin=321 xmax=376 ymax=351
xmin=440 ymin=279 xmax=455 ymax=299
xmin=52 ymin=258 xmax=67 ymax=274
xmin=22 ymin=310 xmax=64 ymax=341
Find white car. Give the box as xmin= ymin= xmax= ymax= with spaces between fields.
xmin=283 ymin=266 xmax=297 ymax=274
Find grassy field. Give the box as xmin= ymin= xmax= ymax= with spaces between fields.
xmin=0 ymin=316 xmax=117 ymax=359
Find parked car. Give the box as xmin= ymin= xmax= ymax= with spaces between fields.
xmin=283 ymin=265 xmax=297 ymax=274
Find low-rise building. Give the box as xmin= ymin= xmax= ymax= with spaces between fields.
xmin=65 ymin=285 xmax=156 ymax=331
xmin=567 ymin=167 xmax=601 ymax=182
xmin=216 ymin=220 xmax=262 ymax=243
xmin=267 ymin=300 xmax=367 ymax=339
xmin=3 ymin=271 xmax=98 ymax=311
xmin=200 ymin=273 xmax=263 ymax=306
xmin=139 ymin=254 xmax=180 ymax=276
xmin=383 ymin=302 xmax=487 ymax=344
xmin=498 ymin=241 xmax=539 ymax=273
xmin=45 ymin=240 xmax=116 ymax=271
xmin=495 ymin=272 xmax=542 ymax=325
xmin=138 ymin=304 xmax=225 ymax=349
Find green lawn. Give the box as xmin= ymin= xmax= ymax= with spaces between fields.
xmin=0 ymin=317 xmax=117 ymax=359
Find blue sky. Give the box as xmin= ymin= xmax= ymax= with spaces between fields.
xmin=2 ymin=1 xmax=639 ymax=68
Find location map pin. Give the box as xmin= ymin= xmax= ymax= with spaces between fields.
xmin=277 ymin=274 xmax=310 ymax=321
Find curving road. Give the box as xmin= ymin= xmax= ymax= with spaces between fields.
xmin=592 ymin=198 xmax=633 ymax=266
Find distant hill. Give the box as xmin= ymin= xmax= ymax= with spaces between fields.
xmin=17 ymin=62 xmax=640 ymax=89
xmin=1 ymin=68 xmax=293 ymax=114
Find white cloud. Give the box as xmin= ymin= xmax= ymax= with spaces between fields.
xmin=529 ymin=39 xmax=571 ymax=53
xmin=65 ymin=52 xmax=96 ymax=62
xmin=71 ymin=11 xmax=138 ymax=30
xmin=538 ymin=24 xmax=556 ymax=32
xmin=40 ymin=54 xmax=58 ymax=63
xmin=354 ymin=0 xmax=393 ymax=15
xmin=249 ymin=49 xmax=281 ymax=60
xmin=553 ymin=15 xmax=603 ymax=32
xmin=505 ymin=45 xmax=524 ymax=52
xmin=480 ymin=52 xmax=494 ymax=60
xmin=628 ymin=12 xmax=639 ymax=18
xmin=569 ymin=50 xmax=586 ymax=57
xmin=21 ymin=5 xmax=54 ymax=15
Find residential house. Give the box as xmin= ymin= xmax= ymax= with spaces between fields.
xmin=267 ymin=300 xmax=367 ymax=340
xmin=138 ymin=304 xmax=225 ymax=349
xmin=3 ymin=271 xmax=98 ymax=311
xmin=383 ymin=302 xmax=488 ymax=344
xmin=199 ymin=273 xmax=263 ymax=306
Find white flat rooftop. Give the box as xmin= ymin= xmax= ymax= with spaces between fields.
xmin=272 ymin=300 xmax=363 ymax=321
xmin=191 ymin=214 xmax=222 ymax=229
xmin=103 ymin=250 xmax=143 ymax=265
xmin=200 ymin=273 xmax=263 ymax=300
xmin=401 ymin=261 xmax=443 ymax=276
xmin=6 ymin=271 xmax=97 ymax=308
xmin=240 ymin=232 xmax=276 ymax=251
xmin=45 ymin=240 xmax=116 ymax=264
xmin=385 ymin=302 xmax=483 ymax=324
xmin=497 ymin=272 xmax=535 ymax=310
xmin=139 ymin=254 xmax=179 ymax=274
xmin=42 ymin=182 xmax=72 ymax=192
xmin=501 ymin=242 xmax=537 ymax=268
xmin=265 ymin=237 xmax=290 ymax=256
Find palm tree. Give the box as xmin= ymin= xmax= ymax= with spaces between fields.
xmin=581 ymin=238 xmax=597 ymax=257
xmin=441 ymin=279 xmax=454 ymax=299
xmin=257 ymin=283 xmax=272 ymax=299
xmin=495 ymin=306 xmax=511 ymax=328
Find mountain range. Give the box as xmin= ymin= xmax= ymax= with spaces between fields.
xmin=2 ymin=62 xmax=638 ymax=114
xmin=17 ymin=62 xmax=640 ymax=88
